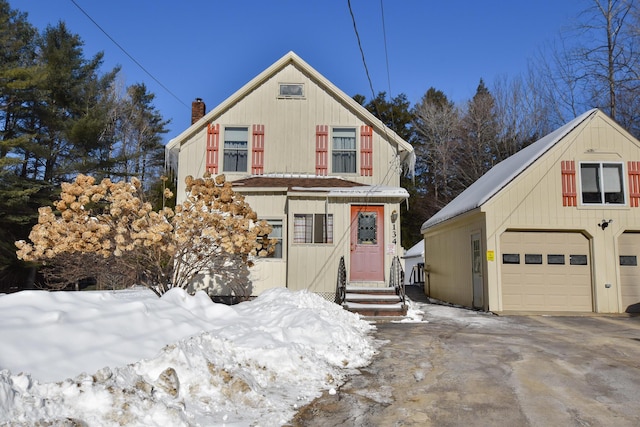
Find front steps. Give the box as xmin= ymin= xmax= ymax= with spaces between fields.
xmin=343 ymin=286 xmax=407 ymax=317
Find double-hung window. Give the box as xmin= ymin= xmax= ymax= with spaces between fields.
xmin=293 ymin=214 xmax=333 ymax=244
xmin=332 ymin=128 xmax=356 ymax=174
xmin=580 ymin=162 xmax=625 ymax=205
xmin=263 ymin=219 xmax=283 ymax=258
xmin=223 ymin=127 xmax=248 ymax=172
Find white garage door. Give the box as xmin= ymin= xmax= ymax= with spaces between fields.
xmin=500 ymin=231 xmax=593 ymax=312
xmin=618 ymin=232 xmax=640 ymax=313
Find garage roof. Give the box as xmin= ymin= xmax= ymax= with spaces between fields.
xmin=421 ymin=109 xmax=598 ymax=232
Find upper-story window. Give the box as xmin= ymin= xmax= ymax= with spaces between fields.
xmin=580 ymin=162 xmax=625 ymax=205
xmin=332 ymin=128 xmax=356 ymax=174
xmin=279 ymin=83 xmax=304 ymax=98
xmin=223 ymin=127 xmax=248 ymax=172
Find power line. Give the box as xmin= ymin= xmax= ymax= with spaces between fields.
xmin=69 ymin=0 xmax=190 ymax=110
xmin=379 ymin=0 xmax=396 ymax=128
xmin=347 ymin=0 xmax=377 ymax=102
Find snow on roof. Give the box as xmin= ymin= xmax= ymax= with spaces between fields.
xmin=403 ymin=239 xmax=424 ymax=259
xmin=421 ymin=109 xmax=598 ymax=232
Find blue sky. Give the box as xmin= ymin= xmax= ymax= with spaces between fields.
xmin=16 ymin=0 xmax=582 ymax=142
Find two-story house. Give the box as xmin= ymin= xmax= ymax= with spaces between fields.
xmin=166 ymin=51 xmax=415 ymax=300
xmin=421 ymin=109 xmax=640 ymax=314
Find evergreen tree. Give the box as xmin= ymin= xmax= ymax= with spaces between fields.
xmin=111 ymin=83 xmax=169 ymax=187
xmin=28 ymin=22 xmax=118 ymax=183
xmin=457 ymin=79 xmax=499 ymax=188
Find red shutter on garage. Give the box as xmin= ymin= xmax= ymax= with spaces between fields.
xmin=315 ymin=125 xmax=328 ymax=176
xmin=561 ymin=160 xmax=577 ymax=206
xmin=251 ymin=124 xmax=265 ymax=175
xmin=360 ymin=125 xmax=373 ymax=176
xmin=628 ymin=161 xmax=640 ymax=207
xmin=206 ymin=123 xmax=219 ymax=174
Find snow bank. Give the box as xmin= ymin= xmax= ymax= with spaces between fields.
xmin=0 ymin=288 xmax=377 ymax=426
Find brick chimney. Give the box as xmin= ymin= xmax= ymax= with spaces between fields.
xmin=191 ymin=98 xmax=206 ymax=125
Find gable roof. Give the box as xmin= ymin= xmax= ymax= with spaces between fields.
xmin=421 ymin=109 xmax=599 ymax=232
xmin=166 ymin=51 xmax=415 ymax=175
xmin=403 ymin=239 xmax=424 ymax=259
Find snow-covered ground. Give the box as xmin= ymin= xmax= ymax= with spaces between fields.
xmin=0 ymin=287 xmax=379 ymax=426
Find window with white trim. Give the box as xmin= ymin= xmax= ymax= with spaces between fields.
xmin=223 ymin=127 xmax=248 ymax=172
xmin=332 ymin=128 xmax=356 ymax=174
xmin=261 ymin=219 xmax=283 ymax=258
xmin=580 ymin=162 xmax=625 ymax=204
xmin=279 ymin=83 xmax=304 ymax=98
xmin=293 ymin=214 xmax=333 ymax=244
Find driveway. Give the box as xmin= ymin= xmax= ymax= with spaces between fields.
xmin=292 ymin=299 xmax=640 ymax=426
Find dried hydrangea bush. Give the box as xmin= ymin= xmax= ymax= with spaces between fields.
xmin=16 ymin=174 xmax=274 ymax=296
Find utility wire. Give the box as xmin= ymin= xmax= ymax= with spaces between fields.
xmin=379 ymin=0 xmax=396 ymax=129
xmin=69 ymin=0 xmax=190 ymax=110
xmin=347 ymin=0 xmax=377 ymax=103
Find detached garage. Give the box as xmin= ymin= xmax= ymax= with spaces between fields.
xmin=421 ymin=109 xmax=640 ymax=313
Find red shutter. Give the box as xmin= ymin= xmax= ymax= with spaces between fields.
xmin=316 ymin=125 xmax=328 ymax=176
xmin=628 ymin=161 xmax=640 ymax=207
xmin=206 ymin=123 xmax=219 ymax=174
xmin=252 ymin=124 xmax=265 ymax=175
xmin=561 ymin=160 xmax=577 ymax=207
xmin=360 ymin=125 xmax=373 ymax=176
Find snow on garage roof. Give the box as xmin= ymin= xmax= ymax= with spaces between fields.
xmin=421 ymin=109 xmax=598 ymax=233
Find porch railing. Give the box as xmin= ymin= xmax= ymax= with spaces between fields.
xmin=335 ymin=256 xmax=347 ymax=304
xmin=389 ymin=256 xmax=405 ymax=305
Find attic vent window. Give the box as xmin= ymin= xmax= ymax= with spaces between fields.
xmin=279 ymin=83 xmax=304 ymax=98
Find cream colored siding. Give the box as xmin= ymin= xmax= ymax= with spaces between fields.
xmin=173 ymin=62 xmax=401 ymax=202
xmin=236 ymin=192 xmax=287 ymax=295
xmin=169 ymin=53 xmax=412 ymax=298
xmin=482 ymin=114 xmax=640 ymax=313
xmin=286 ymin=197 xmax=347 ymax=293
xmin=500 ymin=231 xmax=593 ymax=312
xmin=617 ymin=232 xmax=640 ymax=312
xmin=423 ymin=212 xmax=485 ymax=308
xmin=424 ymin=110 xmax=640 ymax=313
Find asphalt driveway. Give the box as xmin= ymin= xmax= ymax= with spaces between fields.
xmin=292 ymin=299 xmax=640 ymax=426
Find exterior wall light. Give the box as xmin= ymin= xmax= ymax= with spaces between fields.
xmin=598 ymin=219 xmax=613 ymax=230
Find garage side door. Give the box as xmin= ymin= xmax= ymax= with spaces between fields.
xmin=501 ymin=231 xmax=592 ymax=312
xmin=618 ymin=232 xmax=640 ymax=313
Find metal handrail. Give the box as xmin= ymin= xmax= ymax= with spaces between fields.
xmin=389 ymin=256 xmax=405 ymax=305
xmin=335 ymin=256 xmax=347 ymax=304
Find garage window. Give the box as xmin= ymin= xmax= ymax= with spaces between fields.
xmin=525 ymin=254 xmax=543 ymax=264
xmin=620 ymin=255 xmax=637 ymax=266
xmin=570 ymin=254 xmax=588 ymax=265
xmin=547 ymin=254 xmax=565 ymax=265
xmin=580 ymin=162 xmax=624 ymax=205
xmin=502 ymin=254 xmax=520 ymax=264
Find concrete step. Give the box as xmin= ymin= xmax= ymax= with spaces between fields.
xmin=342 ymin=285 xmax=407 ymax=316
xmin=343 ymin=301 xmax=407 ymax=317
xmin=345 ymin=292 xmax=403 ymax=305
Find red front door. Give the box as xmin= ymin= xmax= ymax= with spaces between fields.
xmin=350 ymin=205 xmax=384 ymax=282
